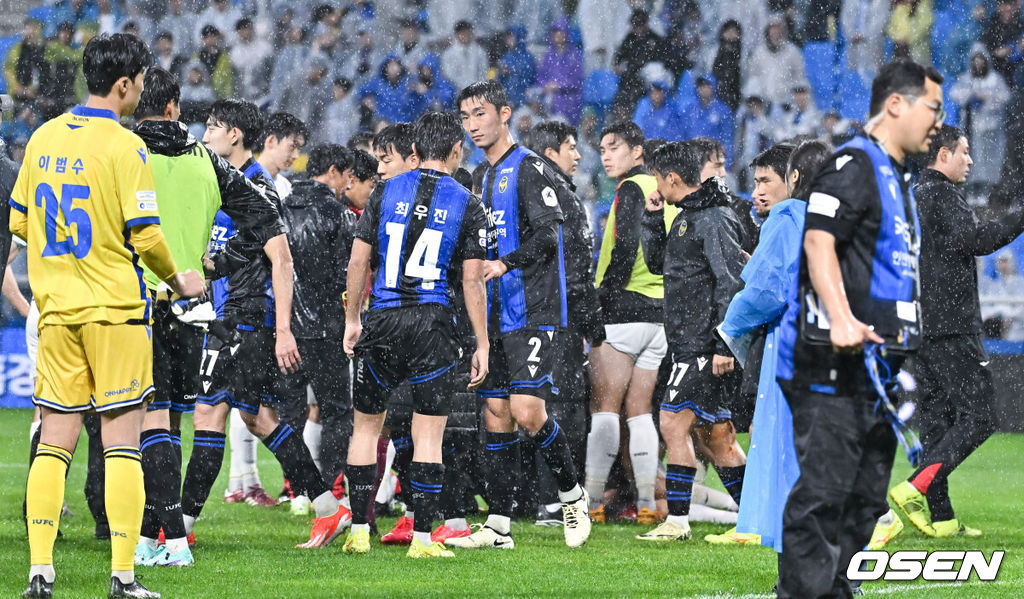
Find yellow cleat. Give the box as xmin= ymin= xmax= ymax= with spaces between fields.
xmin=637 ymin=507 xmax=662 ymax=526
xmin=407 ymin=538 xmax=455 ymax=558
xmin=931 ymin=519 xmax=982 ymax=538
xmin=703 ymin=526 xmax=762 ymax=545
xmin=342 ymin=528 xmax=370 ymax=554
xmin=889 ymin=481 xmax=934 ymax=536
xmin=868 ymin=510 xmax=905 ymax=550
xmin=636 ymin=520 xmax=691 ymax=542
xmin=590 ymin=504 xmax=606 ymax=524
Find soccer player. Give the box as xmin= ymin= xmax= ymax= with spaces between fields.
xmin=636 ymin=141 xmax=747 ymax=542
xmin=749 ymin=144 xmax=796 ymax=220
xmin=449 ymin=80 xmax=591 ymax=550
xmin=12 ymin=33 xmax=204 ymax=599
xmin=131 ymin=67 xmax=286 ymax=566
xmin=528 ymin=120 xmax=604 ymax=523
xmin=340 ymin=110 xmax=489 ymax=558
xmin=372 ymin=122 xmax=420 ymax=180
xmin=182 ymin=99 xmax=350 ymax=548
xmin=587 ymin=121 xmax=670 ymax=525
xmin=257 ymin=112 xmax=307 ymax=199
xmin=279 ymin=144 xmax=357 ymax=517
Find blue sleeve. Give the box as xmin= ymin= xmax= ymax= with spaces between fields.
xmin=720 ymin=210 xmax=801 ymax=337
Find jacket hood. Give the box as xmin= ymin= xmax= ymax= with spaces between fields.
xmin=378 ymin=54 xmax=407 ymax=81
xmin=679 ymin=176 xmax=731 ymax=210
xmin=506 ymin=24 xmax=529 ymax=48
xmin=418 ymin=53 xmax=442 ymax=75
xmin=134 ymin=119 xmax=197 ymax=156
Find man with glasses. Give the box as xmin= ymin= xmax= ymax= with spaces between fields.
xmin=774 ymin=60 xmax=944 ymax=598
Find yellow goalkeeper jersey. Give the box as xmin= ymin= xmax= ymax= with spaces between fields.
xmin=9 ymin=105 xmax=161 ymax=326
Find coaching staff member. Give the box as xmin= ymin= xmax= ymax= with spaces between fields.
xmin=888 ymin=124 xmax=1024 ymax=537
xmin=775 ymin=60 xmax=944 ymax=598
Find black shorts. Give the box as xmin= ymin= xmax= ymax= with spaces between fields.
xmin=477 ymin=327 xmax=561 ymax=403
xmin=197 ymin=322 xmax=279 ymax=416
xmin=148 ymin=302 xmax=204 ymax=413
xmin=353 ymin=304 xmax=460 ymax=416
xmin=660 ymin=355 xmax=732 ymax=426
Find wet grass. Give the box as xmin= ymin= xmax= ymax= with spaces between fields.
xmin=0 ymin=409 xmax=1020 ymax=598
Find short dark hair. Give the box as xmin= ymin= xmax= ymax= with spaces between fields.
xmin=134 ymin=66 xmax=180 ymax=120
xmin=649 ymin=141 xmax=703 ymax=187
xmin=925 ymin=124 xmax=966 ymax=166
xmin=869 ymin=60 xmax=945 ymax=118
xmin=457 ymin=80 xmax=509 ymax=112
xmin=82 ymin=33 xmax=152 ymax=95
xmin=306 ymin=144 xmax=353 ymax=178
xmin=787 ymin=139 xmax=833 ymax=202
xmin=414 ymin=111 xmax=463 ymax=161
xmin=333 ymin=77 xmax=353 ymax=93
xmin=751 ymin=143 xmax=796 ymax=180
xmin=235 ymin=17 xmax=253 ymax=31
xmin=643 ymin=138 xmax=666 ymax=163
xmin=689 ymin=136 xmax=726 ymax=167
xmin=156 ymin=31 xmax=173 ymax=42
xmin=455 ymin=20 xmax=472 ymax=33
xmin=346 ymin=131 xmax=374 ymax=152
xmin=208 ymin=98 xmax=264 ymax=151
xmin=262 ymin=112 xmax=309 ymax=150
xmin=600 ymin=120 xmax=645 ymax=149
xmin=529 ymin=120 xmax=576 ymax=156
xmin=351 ymin=149 xmax=379 ymax=181
xmin=372 ymin=123 xmax=416 ymax=159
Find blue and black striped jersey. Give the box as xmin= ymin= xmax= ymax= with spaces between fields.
xmin=355 ymin=168 xmax=488 ymax=310
xmin=474 ymin=145 xmax=568 ymax=334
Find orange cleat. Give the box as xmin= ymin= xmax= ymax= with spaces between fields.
xmin=431 ymin=524 xmax=471 ymax=544
xmin=381 ymin=515 xmax=415 ymax=545
xmin=296 ymin=504 xmax=352 ymax=548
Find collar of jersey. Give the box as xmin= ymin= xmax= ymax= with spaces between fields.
xmin=71 ymin=105 xmax=119 ymax=121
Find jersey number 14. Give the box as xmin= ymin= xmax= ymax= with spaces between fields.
xmin=384 ymin=222 xmax=442 ymax=290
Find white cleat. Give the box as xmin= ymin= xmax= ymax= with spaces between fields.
xmin=562 ymin=488 xmax=592 ymax=548
xmin=443 ymin=524 xmax=514 ymax=549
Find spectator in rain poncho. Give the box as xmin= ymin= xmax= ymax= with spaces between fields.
xmin=498 ymin=25 xmax=538 ymax=108
xmin=410 ymin=54 xmax=456 ymax=114
xmin=742 ymin=15 xmax=810 ymax=108
xmin=888 ymin=0 xmax=934 ymax=65
xmin=537 ymin=17 xmax=585 ymax=124
xmin=980 ymin=250 xmax=1024 ymax=340
xmin=323 ymin=77 xmax=361 ymax=146
xmin=685 ymin=74 xmax=735 ymax=166
xmin=840 ymin=0 xmax=891 ymax=85
xmin=633 ymin=73 xmax=687 ymax=141
xmin=359 ymin=55 xmax=416 ymax=125
xmin=950 ymin=46 xmax=1010 ymax=187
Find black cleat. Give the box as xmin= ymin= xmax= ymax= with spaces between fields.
xmin=22 ymin=575 xmax=53 ymax=599
xmin=108 ymin=578 xmax=160 ymax=599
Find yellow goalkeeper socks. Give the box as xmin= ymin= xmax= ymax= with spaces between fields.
xmin=27 ymin=443 xmax=72 ymax=571
xmin=104 ymin=445 xmax=144 ymax=574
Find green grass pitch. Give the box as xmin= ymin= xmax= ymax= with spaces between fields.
xmin=0 ymin=409 xmax=1021 ymax=598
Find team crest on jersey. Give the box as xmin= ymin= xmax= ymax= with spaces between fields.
xmin=499 ymin=176 xmax=508 ymax=193
xmin=677 ymin=219 xmax=688 ymax=236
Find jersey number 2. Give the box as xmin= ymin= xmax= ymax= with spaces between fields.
xmin=34 ymin=183 xmax=92 ymax=259
xmin=384 ymin=222 xmax=442 ymax=290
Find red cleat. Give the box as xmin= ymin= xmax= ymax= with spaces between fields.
xmin=296 ymin=504 xmax=352 ymax=548
xmin=158 ymin=528 xmax=196 ymax=546
xmin=332 ymin=471 xmax=346 ymax=501
xmin=245 ymin=485 xmax=279 ymax=507
xmin=431 ymin=524 xmax=471 ymax=544
xmin=614 ymin=504 xmax=638 ymax=522
xmin=380 ymin=515 xmax=414 ymax=545
xmin=223 ymin=488 xmax=245 ymax=503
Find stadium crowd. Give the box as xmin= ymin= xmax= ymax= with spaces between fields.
xmin=1 ymin=2 xmax=1022 ymax=599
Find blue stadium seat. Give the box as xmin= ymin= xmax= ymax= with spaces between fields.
xmin=583 ymin=69 xmax=618 ymax=120
xmin=27 ymin=6 xmax=54 ymax=25
xmin=803 ymin=41 xmax=838 ymax=112
xmin=837 ymin=67 xmax=870 ymax=122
